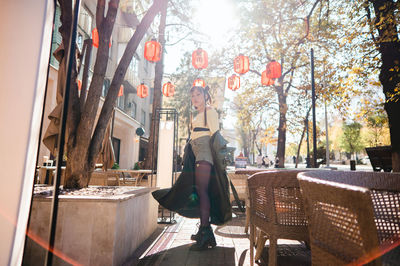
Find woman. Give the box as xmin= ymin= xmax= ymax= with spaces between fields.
xmin=152 ymin=85 xmax=231 ymax=251
xmin=189 ymin=85 xmax=219 ymax=249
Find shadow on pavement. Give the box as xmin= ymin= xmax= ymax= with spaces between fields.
xmin=259 ymin=243 xmax=311 ymax=266
xmin=138 ymin=244 xmax=236 ymax=266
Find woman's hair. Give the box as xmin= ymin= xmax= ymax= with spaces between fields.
xmin=190 ymin=86 xmax=212 ymax=104
xmin=190 ymin=85 xmax=212 ymax=128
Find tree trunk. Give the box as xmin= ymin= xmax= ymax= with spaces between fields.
xmin=295 ymin=123 xmax=306 ymax=168
xmin=295 ymin=107 xmax=311 ymax=168
xmin=63 ymin=0 xmax=165 ymax=188
xmin=145 ymin=0 xmax=168 ymax=170
xmin=371 ymin=0 xmax=400 ymax=172
xmin=276 ymin=86 xmax=287 ymax=168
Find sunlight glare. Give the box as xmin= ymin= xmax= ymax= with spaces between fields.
xmin=193 ymin=0 xmax=238 ymax=48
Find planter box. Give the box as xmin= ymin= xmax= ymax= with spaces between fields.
xmin=23 ymin=187 xmax=158 ymax=266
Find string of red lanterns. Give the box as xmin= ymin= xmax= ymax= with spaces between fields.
xmin=162 ymin=82 xmax=175 ymax=97
xmin=137 ymin=83 xmax=149 ymax=98
xmin=228 ymin=74 xmax=240 ymax=91
xmin=192 ymin=48 xmax=208 ymax=69
xmin=112 ymin=50 xmax=282 ymax=100
xmin=193 ymin=78 xmax=206 ymax=87
xmin=265 ymin=60 xmax=282 ymax=79
xmin=144 ymin=38 xmax=162 ymax=62
xmin=87 ymin=42 xmax=283 ymax=99
xmin=231 ymin=55 xmax=282 ymax=89
xmin=261 ymin=70 xmax=275 ymax=86
xmin=234 ymin=54 xmax=249 ymax=74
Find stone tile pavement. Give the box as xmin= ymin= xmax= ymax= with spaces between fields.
xmin=128 ymin=210 xmax=311 ymax=266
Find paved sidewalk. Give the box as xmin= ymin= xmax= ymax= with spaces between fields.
xmin=134 ymin=211 xmax=311 ymax=266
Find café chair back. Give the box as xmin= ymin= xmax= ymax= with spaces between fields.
xmin=298 ymin=171 xmax=400 ymax=266
xmin=248 ymin=170 xmax=312 ymax=266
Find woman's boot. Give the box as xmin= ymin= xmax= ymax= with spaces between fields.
xmin=190 ymin=226 xmax=201 ymax=241
xmin=190 ymin=225 xmax=216 ymax=251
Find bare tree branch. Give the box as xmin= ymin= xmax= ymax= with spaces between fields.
xmin=96 ymin=0 xmax=105 ymax=28
xmin=80 ymin=39 xmax=92 ymax=110
xmin=249 ymin=69 xmax=261 ymax=76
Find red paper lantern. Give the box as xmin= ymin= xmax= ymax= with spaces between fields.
xmin=162 ymin=82 xmax=175 ymax=97
xmin=266 ymin=60 xmax=282 ymax=79
xmin=118 ymin=85 xmax=124 ymax=97
xmin=144 ymin=39 xmax=162 ymax=62
xmin=137 ymin=83 xmax=149 ymax=98
xmin=228 ymin=74 xmax=240 ymax=91
xmin=92 ymin=28 xmax=112 ymax=48
xmin=234 ymin=54 xmax=249 ymax=74
xmin=192 ymin=48 xmax=208 ymax=69
xmin=77 ymin=79 xmax=82 ymax=90
xmin=261 ymin=70 xmax=275 ymax=86
xmin=193 ymin=79 xmax=206 ymax=87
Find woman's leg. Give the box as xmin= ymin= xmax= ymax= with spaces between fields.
xmin=195 ymin=160 xmax=212 ymax=226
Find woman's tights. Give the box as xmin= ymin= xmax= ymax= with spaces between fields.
xmin=195 ymin=161 xmax=212 ymax=227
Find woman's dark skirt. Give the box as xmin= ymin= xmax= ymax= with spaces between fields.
xmin=152 ymin=142 xmax=232 ymax=225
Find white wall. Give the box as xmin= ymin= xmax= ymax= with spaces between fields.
xmin=113 ymin=109 xmax=141 ymax=169
xmin=0 ymin=0 xmax=54 ymax=265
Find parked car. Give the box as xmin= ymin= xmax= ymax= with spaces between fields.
xmin=360 ymin=156 xmax=370 ymax=165
xmin=235 ymin=156 xmax=247 ymax=169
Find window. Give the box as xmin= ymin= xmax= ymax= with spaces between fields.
xmin=131 ymin=101 xmax=137 ymax=119
xmin=102 ymin=79 xmax=110 ymax=97
xmin=149 ymin=87 xmax=154 ymax=104
xmin=77 ymin=33 xmax=83 ymax=50
xmin=49 ymin=5 xmax=62 ymax=68
xmin=112 ymin=137 xmax=121 ymax=164
xmin=130 ymin=57 xmax=138 ymax=72
xmin=78 ymin=6 xmax=92 ymax=37
xmin=144 ymin=60 xmax=149 ymax=74
xmin=149 ymin=113 xmax=152 ymax=127
xmin=141 ymin=109 xmax=146 ymax=126
xmin=117 ymin=95 xmax=125 ymax=109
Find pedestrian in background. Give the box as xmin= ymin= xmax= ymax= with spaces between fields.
xmin=263 ymin=156 xmax=270 ymax=168
xmin=275 ymin=157 xmax=279 ymax=168
xmin=256 ymin=154 xmax=263 ymax=168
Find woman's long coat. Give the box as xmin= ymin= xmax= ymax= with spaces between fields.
xmin=152 ymin=131 xmax=232 ymax=225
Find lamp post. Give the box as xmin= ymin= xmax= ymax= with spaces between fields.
xmin=311 ymin=48 xmax=317 ymax=168
xmin=252 ymin=129 xmax=256 ymax=164
xmin=324 ymin=101 xmax=330 ymax=167
xmin=306 ymin=116 xmax=311 ymax=168
xmin=305 ymin=85 xmax=311 ymax=168
xmin=323 ymin=64 xmax=330 ymax=168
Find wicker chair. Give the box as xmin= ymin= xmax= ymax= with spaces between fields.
xmin=234 ymin=169 xmax=267 ymax=234
xmin=248 ymin=170 xmax=312 ymax=266
xmin=298 ymin=171 xmax=400 ymax=265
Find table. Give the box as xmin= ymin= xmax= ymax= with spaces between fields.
xmin=37 ymin=166 xmax=66 ymax=185
xmin=106 ymin=169 xmax=153 ymax=186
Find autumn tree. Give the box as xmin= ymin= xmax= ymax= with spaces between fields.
xmin=330 ymin=0 xmax=400 ymax=171
xmin=364 ymin=113 xmax=390 ymax=147
xmin=340 ymin=122 xmax=364 ymax=159
xmin=229 ymin=0 xmax=346 ymax=167
xmin=53 ymin=0 xmax=166 ymax=188
xmin=231 ymin=84 xmax=275 ymax=162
